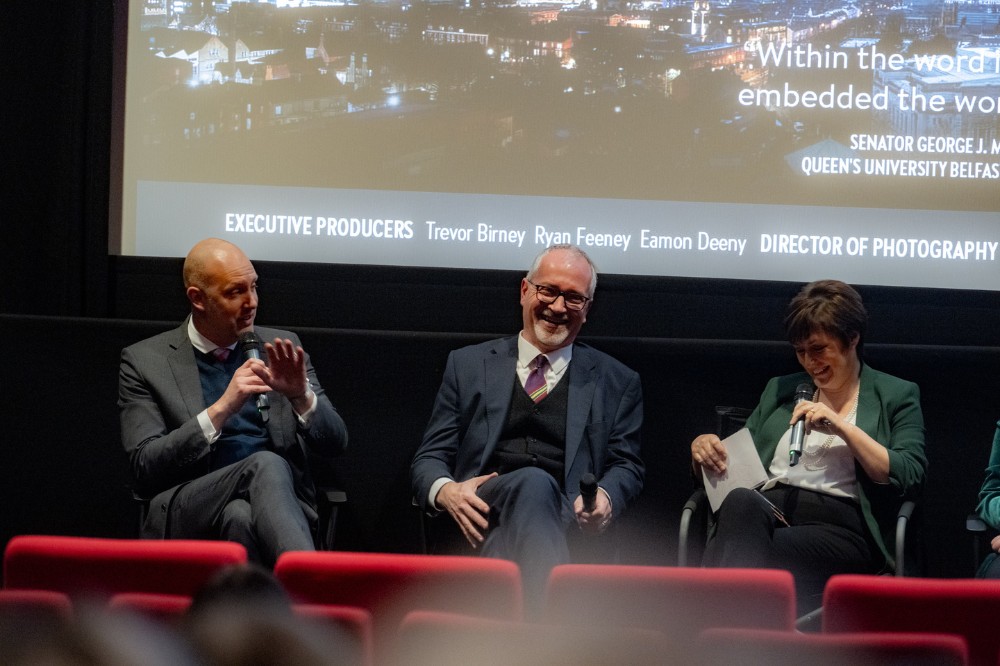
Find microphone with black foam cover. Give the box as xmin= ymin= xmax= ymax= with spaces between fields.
xmin=238 ymin=331 xmax=270 ymax=423
xmin=788 ymin=382 xmax=814 ymax=467
xmin=580 ymin=472 xmax=598 ymax=513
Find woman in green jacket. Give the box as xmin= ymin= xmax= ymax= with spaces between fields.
xmin=690 ymin=280 xmax=927 ymax=611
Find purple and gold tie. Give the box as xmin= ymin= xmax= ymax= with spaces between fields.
xmin=524 ymin=355 xmax=549 ymax=403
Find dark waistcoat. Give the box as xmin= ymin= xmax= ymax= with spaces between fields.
xmin=487 ymin=364 xmax=570 ymax=487
xmin=195 ymin=350 xmax=269 ymax=471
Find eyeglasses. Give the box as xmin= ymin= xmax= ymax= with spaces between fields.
xmin=527 ymin=280 xmax=591 ymax=311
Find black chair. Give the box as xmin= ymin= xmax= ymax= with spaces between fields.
xmin=966 ymin=511 xmax=996 ymax=576
xmin=678 ymin=405 xmax=920 ymax=628
xmin=315 ymin=486 xmax=348 ymax=551
xmin=132 ymin=486 xmax=347 ymax=551
xmin=679 ymin=405 xmax=919 ymax=572
xmin=677 ymin=405 xmax=751 ymax=568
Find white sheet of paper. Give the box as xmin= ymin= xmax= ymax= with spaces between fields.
xmin=701 ymin=427 xmax=769 ymax=512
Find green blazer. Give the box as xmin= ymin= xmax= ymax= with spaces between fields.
xmin=975 ymin=421 xmax=1000 ymax=528
xmin=745 ymin=363 xmax=927 ymax=570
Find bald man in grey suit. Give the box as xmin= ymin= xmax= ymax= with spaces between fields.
xmin=119 ymin=239 xmax=347 ymax=565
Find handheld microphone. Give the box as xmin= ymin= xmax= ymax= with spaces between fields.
xmin=788 ymin=382 xmax=814 ymax=466
xmin=237 ymin=331 xmax=270 ymax=423
xmin=580 ymin=473 xmax=598 ymax=512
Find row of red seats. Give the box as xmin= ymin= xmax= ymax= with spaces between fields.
xmin=2 ymin=535 xmax=996 ymax=665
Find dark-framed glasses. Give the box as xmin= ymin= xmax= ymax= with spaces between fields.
xmin=527 ymin=280 xmax=590 ymax=311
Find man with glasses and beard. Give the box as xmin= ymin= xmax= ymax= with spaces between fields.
xmin=411 ymin=244 xmax=644 ymax=615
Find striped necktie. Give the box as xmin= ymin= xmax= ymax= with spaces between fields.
xmin=524 ymin=354 xmax=549 ymax=403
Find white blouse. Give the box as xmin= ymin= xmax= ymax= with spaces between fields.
xmin=767 ymin=408 xmax=859 ymax=500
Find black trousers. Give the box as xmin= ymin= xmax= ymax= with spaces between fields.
xmin=156 ymin=450 xmax=316 ymax=567
xmin=703 ymin=485 xmax=877 ymax=613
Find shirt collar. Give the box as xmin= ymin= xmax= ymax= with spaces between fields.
xmin=517 ymin=332 xmax=572 ymax=374
xmin=187 ymin=317 xmax=236 ymax=356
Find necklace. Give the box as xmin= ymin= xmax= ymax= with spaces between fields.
xmin=802 ymin=386 xmax=859 ymax=472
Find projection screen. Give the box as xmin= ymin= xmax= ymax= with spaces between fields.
xmin=116 ymin=0 xmax=1000 ymax=289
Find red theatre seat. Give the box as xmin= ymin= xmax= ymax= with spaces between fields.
xmin=274 ymin=551 xmax=522 ymax=657
xmin=107 ymin=592 xmax=192 ymax=623
xmin=543 ymin=565 xmax=796 ymax=644
xmin=823 ymin=574 xmax=1000 ymax=666
xmin=294 ymin=603 xmax=375 ymax=666
xmin=3 ymin=535 xmax=247 ymax=598
xmin=697 ymin=627 xmax=968 ymax=666
xmin=392 ymin=609 xmax=673 ymax=666
xmin=0 ymin=589 xmax=73 ymax=619
xmin=106 ymin=594 xmax=374 ymax=665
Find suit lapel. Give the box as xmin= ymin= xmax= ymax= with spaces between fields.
xmin=481 ymin=337 xmax=518 ymax=468
xmin=166 ymin=322 xmax=206 ymax=419
xmin=565 ymin=345 xmax=597 ymax=478
xmin=855 ymin=364 xmax=880 ymax=439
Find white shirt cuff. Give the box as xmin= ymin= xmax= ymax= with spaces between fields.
xmin=429 ymin=477 xmax=452 ymax=510
xmin=294 ymin=389 xmax=318 ymax=427
xmin=197 ymin=409 xmax=221 ymax=444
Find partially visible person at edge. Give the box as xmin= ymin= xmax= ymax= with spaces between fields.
xmin=973 ymin=424 xmax=1000 ymax=578
xmin=690 ymin=279 xmax=926 ymax=612
xmin=119 ymin=238 xmax=348 ymax=566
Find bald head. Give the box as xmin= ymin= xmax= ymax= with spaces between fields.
xmin=183 ymin=238 xmax=250 ymax=291
xmin=184 ymin=238 xmax=259 ymax=346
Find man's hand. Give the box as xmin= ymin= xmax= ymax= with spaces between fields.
xmin=575 ymin=488 xmax=612 ymax=534
xmin=435 ymin=473 xmax=499 ymax=548
xmin=207 ymin=359 xmax=271 ymax=431
xmin=261 ymin=338 xmax=311 ymax=408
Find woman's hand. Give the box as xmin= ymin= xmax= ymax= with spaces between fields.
xmin=691 ymin=434 xmax=728 ymax=474
xmin=791 ymin=400 xmax=845 ymax=439
xmin=791 ymin=397 xmax=891 ymax=484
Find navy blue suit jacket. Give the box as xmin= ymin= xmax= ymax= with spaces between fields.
xmin=411 ymin=336 xmax=644 ymax=518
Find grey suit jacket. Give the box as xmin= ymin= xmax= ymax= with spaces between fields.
xmin=411 ymin=337 xmax=644 ymax=518
xmin=118 ymin=321 xmax=348 ymax=537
